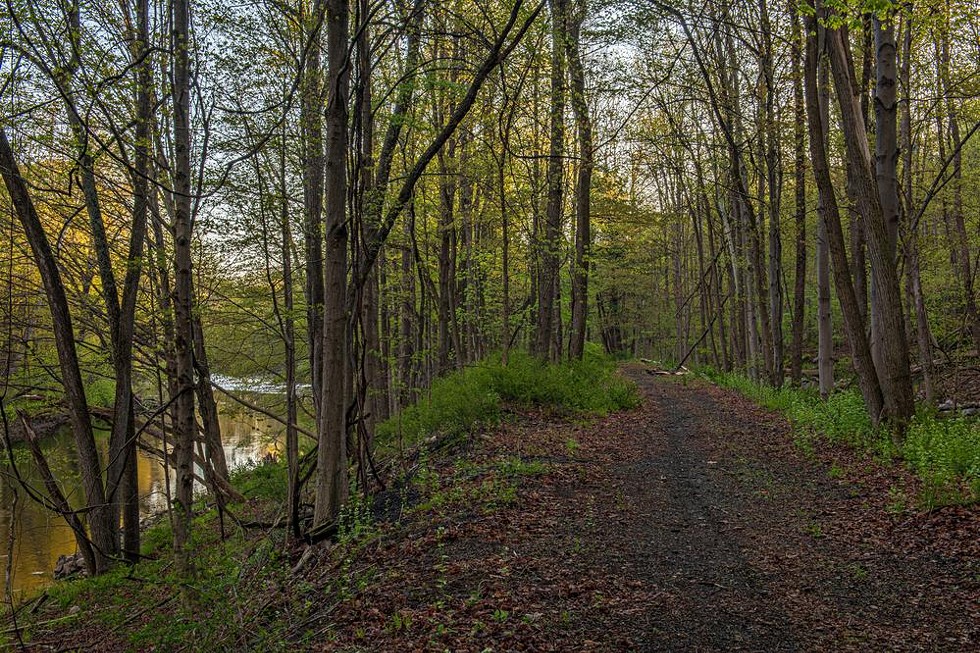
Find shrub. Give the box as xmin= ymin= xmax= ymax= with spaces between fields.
xmin=376 ymin=348 xmax=638 ymax=448
xmin=903 ymin=414 xmax=980 ymax=502
xmin=85 ymin=377 xmax=116 ymax=409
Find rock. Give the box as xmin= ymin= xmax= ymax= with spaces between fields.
xmin=54 ymin=552 xmax=88 ymax=580
xmin=68 ymin=605 xmax=81 ymax=615
xmin=962 ymin=407 xmax=978 ymax=416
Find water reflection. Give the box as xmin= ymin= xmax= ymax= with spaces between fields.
xmin=0 ymin=404 xmax=284 ymax=600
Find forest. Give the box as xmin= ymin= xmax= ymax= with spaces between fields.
xmin=0 ymin=0 xmax=978 ymax=649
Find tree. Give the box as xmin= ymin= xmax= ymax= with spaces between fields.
xmin=566 ymin=0 xmax=593 ymax=360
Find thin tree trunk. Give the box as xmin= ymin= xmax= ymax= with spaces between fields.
xmin=936 ymin=8 xmax=980 ymax=352
xmin=0 ymin=130 xmax=115 ymax=574
xmin=536 ymin=0 xmax=566 ymax=362
xmin=566 ymin=0 xmax=592 ymax=360
xmin=280 ymin=125 xmax=300 ymax=537
xmin=900 ymin=13 xmax=935 ymax=403
xmin=760 ymin=0 xmax=783 ymax=386
xmin=302 ymin=0 xmax=326 ymax=415
xmin=789 ymin=5 xmax=807 ymax=387
xmin=171 ymin=0 xmax=197 ymax=583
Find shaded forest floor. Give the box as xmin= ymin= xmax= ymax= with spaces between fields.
xmin=11 ymin=365 xmax=980 ymax=651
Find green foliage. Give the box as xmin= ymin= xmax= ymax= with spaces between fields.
xmin=903 ymin=414 xmax=980 ymax=505
xmin=485 ymin=348 xmax=639 ymax=415
xmin=46 ymin=563 xmax=133 ymax=609
xmin=703 ymin=368 xmax=980 ymax=505
xmin=376 ymin=348 xmax=638 ymax=447
xmin=496 ymin=456 xmax=547 ymax=477
xmin=704 ymin=369 xmax=875 ymax=445
xmin=378 ymin=366 xmax=502 ymax=446
xmin=231 ymin=458 xmax=288 ymax=503
xmin=84 ymin=377 xmax=116 ymax=409
xmin=41 ymin=461 xmax=303 ymax=651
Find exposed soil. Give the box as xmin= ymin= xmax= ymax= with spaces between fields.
xmin=14 ymin=365 xmax=979 ymax=651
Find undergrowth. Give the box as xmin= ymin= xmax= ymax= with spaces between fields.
xmin=702 ymin=369 xmax=980 ymax=506
xmin=377 ymin=346 xmax=638 ymax=447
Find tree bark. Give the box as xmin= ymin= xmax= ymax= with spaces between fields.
xmin=314 ymin=0 xmax=351 ymax=527
xmin=936 ymin=8 xmax=980 ymax=352
xmin=828 ymin=21 xmax=914 ymax=426
xmin=899 ymin=13 xmax=935 ymax=403
xmin=302 ymin=0 xmax=326 ymax=415
xmin=566 ymin=0 xmax=592 ymax=360
xmin=789 ymin=6 xmax=807 ymax=387
xmin=804 ymin=15 xmax=884 ymax=422
xmin=760 ymin=0 xmax=783 ymax=386
xmin=536 ymin=0 xmax=567 ymax=362
xmin=171 ymin=0 xmax=197 ymax=582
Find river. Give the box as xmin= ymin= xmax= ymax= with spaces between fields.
xmin=0 ymin=396 xmax=286 ymax=601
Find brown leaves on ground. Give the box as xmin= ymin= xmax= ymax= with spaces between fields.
xmin=310 ymin=367 xmax=978 ymax=650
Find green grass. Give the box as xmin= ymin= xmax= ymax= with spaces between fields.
xmin=703 ymin=368 xmax=980 ymax=506
xmin=376 ymin=346 xmax=638 ymax=447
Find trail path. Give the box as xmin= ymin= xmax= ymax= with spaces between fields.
xmin=325 ymin=366 xmax=979 ymax=651
xmin=579 ymin=368 xmax=979 ymax=651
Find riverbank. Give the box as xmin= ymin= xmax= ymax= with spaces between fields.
xmin=0 ymin=410 xmax=69 ymax=447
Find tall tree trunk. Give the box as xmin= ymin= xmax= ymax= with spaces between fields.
xmin=900 ymin=13 xmax=935 ymax=403
xmin=871 ymin=16 xmax=902 ymax=377
xmin=111 ymin=0 xmax=153 ymax=562
xmin=280 ymin=126 xmax=300 ymax=537
xmin=314 ymin=0 xmax=351 ymax=527
xmin=760 ymin=0 xmax=783 ymax=386
xmin=0 ymin=130 xmax=115 ymax=574
xmin=536 ymin=0 xmax=566 ymax=362
xmin=171 ymin=0 xmax=197 ymax=582
xmin=851 ymin=14 xmax=873 ymax=325
xmin=566 ymin=0 xmax=592 ymax=360
xmin=789 ymin=5 xmax=807 ymax=387
xmin=436 ymin=142 xmax=458 ymax=373
xmin=815 ymin=29 xmax=834 ymax=397
xmin=804 ymin=14 xmax=884 ymax=421
xmin=302 ymin=0 xmax=326 ymax=414
xmin=936 ymin=8 xmax=980 ymax=352
xmin=355 ymin=0 xmax=385 ymax=442
xmin=828 ymin=20 xmax=914 ymax=425
xmin=63 ymin=0 xmax=130 ymax=562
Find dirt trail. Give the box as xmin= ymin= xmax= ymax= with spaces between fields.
xmin=315 ymin=367 xmax=978 ymax=651
xmin=581 ymin=368 xmax=979 ymax=651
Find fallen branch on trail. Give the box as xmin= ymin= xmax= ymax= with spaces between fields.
xmin=640 ymin=360 xmax=690 ymax=376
